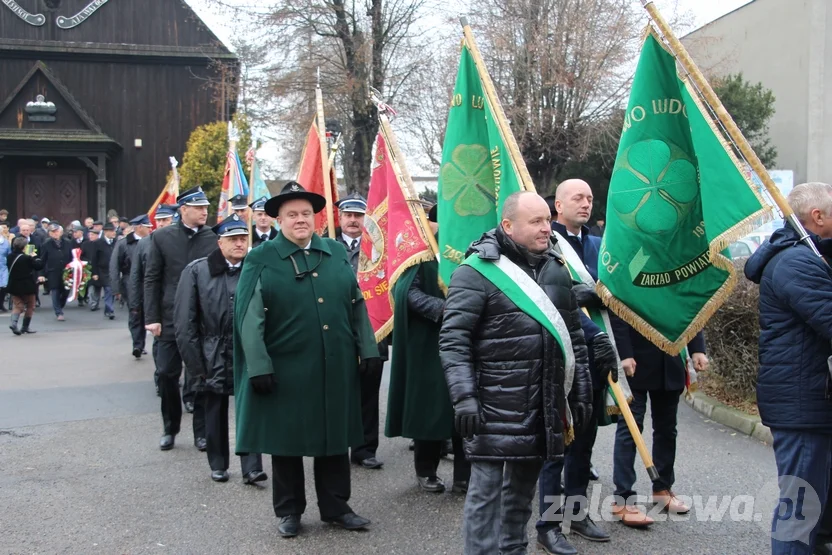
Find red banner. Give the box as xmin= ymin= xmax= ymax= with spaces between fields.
xmin=357 ymin=132 xmax=434 ymax=342
xmin=297 ymin=122 xmax=339 ymax=235
xmin=148 ymin=161 xmax=179 ymax=229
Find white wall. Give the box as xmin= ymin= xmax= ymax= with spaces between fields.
xmin=683 ymin=0 xmax=813 ymax=183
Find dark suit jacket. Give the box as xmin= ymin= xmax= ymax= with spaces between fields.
xmin=39 ymin=238 xmax=73 ymax=291
xmin=612 ymin=324 xmax=705 ymax=392
xmin=90 ymin=237 xmax=115 ymax=287
xmin=251 ymin=227 xmax=278 ymax=248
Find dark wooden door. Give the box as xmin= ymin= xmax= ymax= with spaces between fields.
xmin=18 ymin=171 xmax=87 ymax=225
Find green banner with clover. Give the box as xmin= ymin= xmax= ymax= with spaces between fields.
xmin=437 ymin=45 xmax=526 ymax=285
xmin=597 ymin=29 xmax=772 ymax=355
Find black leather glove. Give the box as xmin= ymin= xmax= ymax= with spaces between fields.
xmin=572 ymin=283 xmax=604 ymax=310
xmin=359 ymin=357 xmax=383 ymax=375
xmin=591 ymin=332 xmax=619 ymax=384
xmin=454 ymin=397 xmax=481 ymax=438
xmin=250 ymin=374 xmax=275 ymax=395
xmin=572 ymin=402 xmax=593 ymax=436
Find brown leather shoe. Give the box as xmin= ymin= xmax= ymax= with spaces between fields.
xmin=651 ymin=490 xmax=690 ymax=514
xmin=611 ymin=503 xmax=654 ymax=527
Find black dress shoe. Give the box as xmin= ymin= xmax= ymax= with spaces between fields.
xmin=277 ymin=514 xmax=301 ymax=538
xmin=537 ymin=528 xmax=577 ymax=555
xmin=211 ymin=470 xmax=229 ymax=482
xmin=324 ymin=512 xmax=371 ymax=530
xmin=452 ymin=480 xmax=469 ymax=494
xmin=107 ymin=313 xmax=115 ymax=320
xmin=184 ymin=401 xmax=195 ymax=414
xmin=243 ymin=470 xmax=268 ymax=485
xmin=356 ymin=457 xmax=384 ymax=469
xmin=568 ymin=515 xmax=610 ymax=542
xmin=132 ymin=348 xmax=142 ymax=359
xmin=159 ymin=434 xmax=175 ymax=451
xmin=589 ymin=464 xmax=600 ymax=481
xmin=417 ymin=476 xmax=446 ymax=493
xmin=194 ymin=437 xmax=207 ymax=451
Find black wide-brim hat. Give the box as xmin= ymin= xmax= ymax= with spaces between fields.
xmin=264 ymin=181 xmax=327 ymax=218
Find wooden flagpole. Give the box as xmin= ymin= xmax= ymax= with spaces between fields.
xmin=246 ymin=135 xmax=257 ymax=250
xmin=641 ymin=1 xmax=820 ymax=258
xmin=315 ymin=79 xmax=336 ymax=238
xmin=460 ymin=18 xmax=535 ymax=193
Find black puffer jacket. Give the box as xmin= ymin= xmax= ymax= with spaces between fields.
xmin=174 ymin=249 xmax=241 ymax=394
xmin=144 ymin=222 xmax=216 ymax=341
xmin=439 ymin=227 xmax=591 ymax=462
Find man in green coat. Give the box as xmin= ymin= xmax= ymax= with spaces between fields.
xmin=385 ymin=205 xmax=470 ymax=494
xmin=233 ymin=181 xmax=382 ymax=539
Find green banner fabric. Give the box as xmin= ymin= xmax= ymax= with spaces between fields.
xmin=598 ymin=29 xmax=771 ymax=354
xmin=437 ymin=44 xmax=525 ymax=285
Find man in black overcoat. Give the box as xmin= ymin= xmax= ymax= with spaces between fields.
xmin=144 ymin=188 xmax=215 ymax=451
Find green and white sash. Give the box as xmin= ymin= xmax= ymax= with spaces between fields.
xmin=552 ymin=230 xmax=634 ymax=420
xmin=463 ymin=253 xmax=575 ymax=435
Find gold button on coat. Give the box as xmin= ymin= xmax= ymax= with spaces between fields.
xmin=318 ymin=298 xmax=324 ymax=303
xmin=323 ymin=325 xmax=329 ymax=330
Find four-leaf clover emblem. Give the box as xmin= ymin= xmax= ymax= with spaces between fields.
xmin=440 ymin=144 xmax=497 ymax=217
xmin=611 ymin=139 xmax=699 ymax=235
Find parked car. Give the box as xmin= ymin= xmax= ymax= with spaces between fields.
xmin=745 ymin=231 xmax=773 ymax=248
xmin=729 ymin=238 xmax=758 ymax=260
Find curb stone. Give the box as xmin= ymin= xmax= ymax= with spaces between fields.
xmin=684 ymin=391 xmax=772 ymax=445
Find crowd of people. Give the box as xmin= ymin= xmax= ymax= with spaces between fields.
xmin=4 ymin=179 xmax=832 ymax=555
xmin=0 ymin=210 xmax=135 ymax=330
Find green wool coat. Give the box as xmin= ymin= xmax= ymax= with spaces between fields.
xmin=233 ymin=233 xmax=378 ymax=457
xmin=385 ymin=261 xmax=454 ymax=441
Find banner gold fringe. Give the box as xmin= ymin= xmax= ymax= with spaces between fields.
xmin=564 ymin=425 xmax=575 ymax=447
xmin=606 ymin=396 xmax=634 ymax=416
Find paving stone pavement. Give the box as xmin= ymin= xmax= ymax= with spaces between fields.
xmin=0 ymin=298 xmax=778 ymax=554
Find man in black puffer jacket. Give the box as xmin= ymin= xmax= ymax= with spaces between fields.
xmin=745 ymin=182 xmax=832 ymax=555
xmin=440 ymin=191 xmax=592 ymax=555
xmin=174 ymin=215 xmax=267 ymax=485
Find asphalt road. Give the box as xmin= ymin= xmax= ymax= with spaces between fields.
xmin=0 ymin=297 xmax=776 ymax=554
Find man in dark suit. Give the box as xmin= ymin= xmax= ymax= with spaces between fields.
xmin=250 ymin=196 xmax=278 ymax=248
xmin=535 ymin=181 xmax=625 ymax=552
xmin=145 ymin=187 xmax=215 ymax=451
xmin=610 ymin=325 xmax=707 ymax=524
xmin=39 ymin=222 xmax=73 ymax=321
xmin=332 ymin=193 xmax=388 ymax=470
xmin=91 ymin=222 xmax=117 ymax=319
xmin=111 ymin=215 xmax=152 ymax=357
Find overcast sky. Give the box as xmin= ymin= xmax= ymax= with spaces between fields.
xmin=189 ymin=0 xmax=753 ymax=48
xmin=185 ymin=0 xmax=754 ymax=177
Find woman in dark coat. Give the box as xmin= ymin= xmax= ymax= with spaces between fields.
xmin=6 ymin=236 xmax=44 ymax=335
